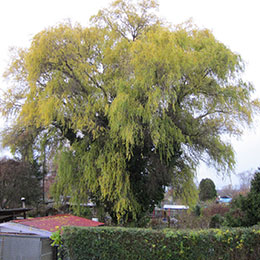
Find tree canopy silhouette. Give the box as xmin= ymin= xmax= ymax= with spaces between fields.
xmin=1 ymin=0 xmax=259 ymax=222
xmin=199 ymin=178 xmax=217 ymax=201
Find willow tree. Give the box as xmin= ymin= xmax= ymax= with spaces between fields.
xmin=1 ymin=0 xmax=259 ymax=222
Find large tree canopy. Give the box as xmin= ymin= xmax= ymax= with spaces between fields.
xmin=0 ymin=0 xmax=259 ymax=222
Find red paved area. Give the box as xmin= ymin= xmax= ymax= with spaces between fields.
xmin=13 ymin=214 xmax=104 ymax=232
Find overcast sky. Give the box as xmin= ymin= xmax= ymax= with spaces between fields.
xmin=1 ymin=0 xmax=260 ymax=188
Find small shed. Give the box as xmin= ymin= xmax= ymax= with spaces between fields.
xmin=163 ymin=204 xmax=189 ymax=211
xmin=0 ymin=232 xmax=53 ymax=260
xmin=153 ymin=204 xmax=189 ymax=219
xmin=163 ymin=204 xmax=189 ymax=218
xmin=0 ymin=214 xmax=104 ymax=260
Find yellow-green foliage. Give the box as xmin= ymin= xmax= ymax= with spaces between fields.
xmin=1 ymin=0 xmax=259 ymax=222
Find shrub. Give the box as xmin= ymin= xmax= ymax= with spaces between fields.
xmin=224 ymin=195 xmax=248 ymax=227
xmin=209 ymin=214 xmax=224 ymax=228
xmin=224 ymin=169 xmax=260 ymax=227
xmin=62 ymin=226 xmax=260 ymax=260
xmin=202 ymin=203 xmax=230 ymax=218
xmin=175 ymin=211 xmax=210 ymax=229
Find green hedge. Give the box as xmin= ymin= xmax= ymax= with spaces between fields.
xmin=62 ymin=226 xmax=260 ymax=260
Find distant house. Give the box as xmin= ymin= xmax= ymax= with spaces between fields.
xmin=0 ymin=214 xmax=104 ymax=259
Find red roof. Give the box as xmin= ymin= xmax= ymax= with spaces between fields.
xmin=12 ymin=214 xmax=104 ymax=232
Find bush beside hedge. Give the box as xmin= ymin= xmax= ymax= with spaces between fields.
xmin=62 ymin=226 xmax=260 ymax=260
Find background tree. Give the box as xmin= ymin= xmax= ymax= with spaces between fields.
xmin=237 ymin=170 xmax=254 ymax=194
xmin=0 ymin=0 xmax=259 ymax=223
xmin=0 ymin=157 xmax=42 ymax=208
xmin=224 ymin=168 xmax=260 ymax=227
xmin=199 ymin=178 xmax=217 ymax=201
xmin=242 ymin=169 xmax=260 ymax=226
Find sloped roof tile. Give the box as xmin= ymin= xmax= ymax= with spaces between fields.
xmin=12 ymin=214 xmax=104 ymax=232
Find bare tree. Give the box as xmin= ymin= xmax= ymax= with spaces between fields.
xmin=0 ymin=157 xmax=41 ymax=208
